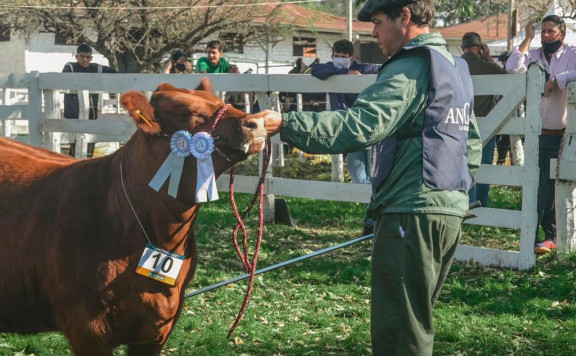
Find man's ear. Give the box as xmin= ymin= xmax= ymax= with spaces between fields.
xmin=120 ymin=91 xmax=161 ymax=134
xmin=401 ymin=7 xmax=411 ymax=26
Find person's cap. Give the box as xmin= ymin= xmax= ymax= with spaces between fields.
xmin=76 ymin=43 xmax=92 ymax=54
xmin=498 ymin=51 xmax=511 ymax=63
xmin=358 ymin=0 xmax=418 ymax=22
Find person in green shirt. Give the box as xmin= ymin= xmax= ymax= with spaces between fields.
xmin=195 ymin=40 xmax=231 ymax=73
xmin=263 ymin=1 xmax=482 ymax=355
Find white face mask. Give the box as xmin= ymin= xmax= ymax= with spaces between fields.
xmin=333 ymin=57 xmax=351 ymax=69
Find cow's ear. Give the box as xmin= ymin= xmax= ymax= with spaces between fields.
xmin=155 ymin=83 xmax=180 ymax=92
xmin=195 ymin=77 xmax=213 ymax=92
xmin=120 ymin=91 xmax=161 ymax=135
xmin=154 ymin=78 xmax=213 ymax=94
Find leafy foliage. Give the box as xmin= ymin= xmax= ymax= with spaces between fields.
xmin=0 ymin=0 xmax=286 ymax=73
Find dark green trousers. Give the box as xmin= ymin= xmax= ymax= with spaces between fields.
xmin=371 ymin=213 xmax=462 ymax=356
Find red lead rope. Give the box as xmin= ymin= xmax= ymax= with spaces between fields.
xmin=227 ymin=138 xmax=272 ymax=337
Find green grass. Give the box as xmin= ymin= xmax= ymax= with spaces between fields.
xmin=1 ymin=155 xmax=575 ymax=355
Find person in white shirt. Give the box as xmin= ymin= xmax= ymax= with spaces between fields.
xmin=506 ymin=15 xmax=576 ymax=254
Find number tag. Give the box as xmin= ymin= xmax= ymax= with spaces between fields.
xmin=136 ymin=243 xmax=184 ymax=286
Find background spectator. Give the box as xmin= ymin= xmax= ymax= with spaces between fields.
xmin=496 ymin=51 xmax=513 ymax=165
xmin=162 ymin=50 xmax=193 ymax=74
xmin=460 ymin=32 xmax=505 ymax=208
xmin=195 ymin=40 xmax=230 ymax=73
xmin=310 ymin=38 xmax=380 ymax=236
xmin=506 ymin=15 xmax=576 ymax=254
xmin=62 ymin=43 xmax=116 ymax=158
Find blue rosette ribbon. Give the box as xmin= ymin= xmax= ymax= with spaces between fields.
xmin=190 ymin=132 xmax=218 ymax=203
xmin=149 ymin=130 xmax=192 ymax=198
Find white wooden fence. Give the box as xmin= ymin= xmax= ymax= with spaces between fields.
xmin=1 ymin=67 xmax=575 ymax=270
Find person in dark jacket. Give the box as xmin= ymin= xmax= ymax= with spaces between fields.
xmin=62 ymin=43 xmax=116 ymax=157
xmin=460 ymin=32 xmax=505 ymax=207
xmin=311 ymin=39 xmax=381 ymax=236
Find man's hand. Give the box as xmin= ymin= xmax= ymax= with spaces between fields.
xmin=525 ymin=18 xmax=538 ymax=40
xmin=184 ymin=61 xmax=193 ymax=73
xmin=544 ymin=77 xmax=558 ymax=98
xmin=479 ymin=43 xmax=494 ymax=61
xmin=261 ymin=110 xmax=283 ymax=136
xmin=347 ymin=69 xmax=361 ymax=75
xmin=519 ymin=18 xmax=538 ymax=54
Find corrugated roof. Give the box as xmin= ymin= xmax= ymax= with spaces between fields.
xmin=255 ymin=4 xmax=508 ymax=42
xmin=254 ymin=3 xmax=373 ymax=35
xmin=435 ymin=14 xmax=509 ymax=42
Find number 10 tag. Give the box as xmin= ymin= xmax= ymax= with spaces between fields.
xmin=136 ymin=243 xmax=184 ymax=286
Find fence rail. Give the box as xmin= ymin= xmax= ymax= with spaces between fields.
xmin=1 ymin=68 xmax=575 ymax=270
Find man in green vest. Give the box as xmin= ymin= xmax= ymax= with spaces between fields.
xmin=263 ymin=1 xmax=482 ymax=354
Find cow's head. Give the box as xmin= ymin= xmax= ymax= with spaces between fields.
xmin=120 ymin=79 xmax=269 ymax=172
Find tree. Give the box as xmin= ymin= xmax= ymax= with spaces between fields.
xmin=0 ymin=0 xmax=284 ymax=73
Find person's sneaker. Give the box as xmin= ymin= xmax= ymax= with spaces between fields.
xmin=361 ymin=224 xmax=374 ymax=237
xmin=534 ymin=240 xmax=557 ymax=254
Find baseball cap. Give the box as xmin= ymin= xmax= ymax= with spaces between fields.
xmin=358 ymin=0 xmax=418 ymax=22
xmin=498 ymin=51 xmax=511 ymax=63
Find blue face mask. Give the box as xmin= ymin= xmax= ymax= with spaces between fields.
xmin=542 ymin=39 xmax=562 ymax=54
xmin=332 ymin=57 xmax=351 ymax=69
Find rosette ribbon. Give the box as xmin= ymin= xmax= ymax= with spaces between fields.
xmin=149 ymin=131 xmax=192 ymax=198
xmin=190 ymin=131 xmax=218 ymax=203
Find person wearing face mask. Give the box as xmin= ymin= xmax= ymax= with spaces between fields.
xmin=310 ymin=39 xmax=381 ymax=237
xmin=506 ymin=15 xmax=576 ymax=254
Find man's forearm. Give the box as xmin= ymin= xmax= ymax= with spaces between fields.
xmin=518 ymin=37 xmax=532 ymax=54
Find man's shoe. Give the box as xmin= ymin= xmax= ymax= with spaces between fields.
xmin=362 ymin=224 xmax=374 ymax=237
xmin=534 ymin=240 xmax=557 ymax=255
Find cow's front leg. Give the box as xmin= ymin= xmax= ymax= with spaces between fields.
xmin=127 ymin=343 xmax=165 ymax=356
xmin=66 ymin=332 xmax=114 ymax=356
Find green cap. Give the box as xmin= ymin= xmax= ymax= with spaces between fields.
xmin=357 ymin=0 xmax=417 ymax=22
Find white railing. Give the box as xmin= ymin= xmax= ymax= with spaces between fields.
xmin=1 ymin=67 xmax=573 ymax=269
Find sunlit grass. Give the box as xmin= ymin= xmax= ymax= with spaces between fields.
xmin=2 ymin=155 xmax=575 ymax=355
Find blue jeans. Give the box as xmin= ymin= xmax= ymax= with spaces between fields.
xmin=469 ymin=136 xmax=496 ymax=208
xmin=536 ymin=135 xmax=562 ymax=242
xmin=347 ymin=148 xmax=374 ymax=226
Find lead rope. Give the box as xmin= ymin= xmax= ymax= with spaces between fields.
xmin=227 ymin=138 xmax=272 ymax=337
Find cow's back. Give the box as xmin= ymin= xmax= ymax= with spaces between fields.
xmin=0 ymin=137 xmax=111 ymax=332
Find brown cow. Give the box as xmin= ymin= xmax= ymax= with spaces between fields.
xmin=0 ymin=79 xmax=271 ymax=355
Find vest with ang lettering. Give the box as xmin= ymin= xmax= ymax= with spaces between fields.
xmin=371 ymin=47 xmax=475 ymax=193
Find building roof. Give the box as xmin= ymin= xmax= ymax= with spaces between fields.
xmin=435 ymin=14 xmax=509 ymax=42
xmin=256 ymin=3 xmax=509 ymax=43
xmin=255 ymin=3 xmax=373 ymax=35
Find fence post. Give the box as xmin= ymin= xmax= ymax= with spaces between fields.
xmin=0 ymin=89 xmax=12 ymax=138
xmin=26 ymin=72 xmax=43 ymax=147
xmin=331 ymin=155 xmax=344 ymax=182
xmin=74 ymin=90 xmax=90 ymax=158
xmin=555 ymin=83 xmax=576 ymax=257
xmin=43 ymin=89 xmax=62 ymax=153
xmin=517 ymin=66 xmax=543 ymax=270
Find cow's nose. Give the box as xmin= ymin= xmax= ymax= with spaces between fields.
xmin=243 ymin=117 xmax=264 ymax=131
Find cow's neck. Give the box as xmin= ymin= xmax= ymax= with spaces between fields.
xmin=115 ymin=134 xmax=200 ymax=254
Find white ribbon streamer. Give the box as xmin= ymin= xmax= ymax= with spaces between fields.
xmin=190 ymin=132 xmax=219 ymax=203
xmin=149 ymin=131 xmax=191 ymax=199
